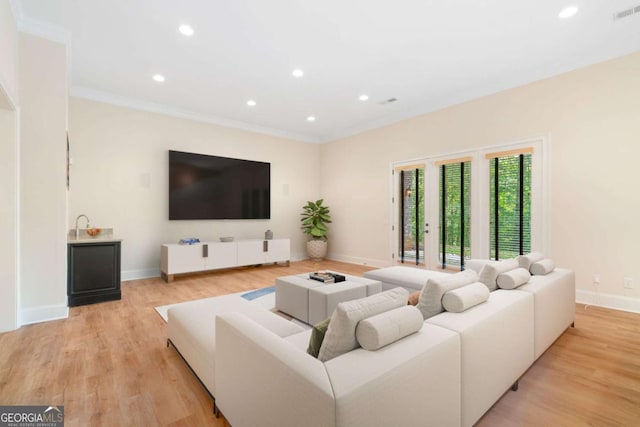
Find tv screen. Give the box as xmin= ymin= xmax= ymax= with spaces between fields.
xmin=169 ymin=150 xmax=270 ymax=220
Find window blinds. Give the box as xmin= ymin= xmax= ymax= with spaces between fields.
xmin=489 ymin=153 xmax=532 ymax=260
xmin=439 ymin=160 xmax=471 ymax=269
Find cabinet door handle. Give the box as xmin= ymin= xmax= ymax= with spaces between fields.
xmin=263 ymin=240 xmax=268 ymax=252
xmin=203 ymin=244 xmax=208 ymax=258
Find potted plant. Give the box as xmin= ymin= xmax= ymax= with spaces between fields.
xmin=300 ymin=199 xmax=332 ymax=260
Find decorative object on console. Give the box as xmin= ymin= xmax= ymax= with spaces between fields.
xmin=265 ymin=229 xmax=273 ymax=240
xmin=300 ymin=199 xmax=332 ymax=260
xmin=219 ymin=236 xmax=234 ymax=242
xmin=179 ymin=237 xmax=200 ymax=245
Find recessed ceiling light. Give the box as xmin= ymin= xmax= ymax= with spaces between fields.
xmin=152 ymin=74 xmax=165 ymax=83
xmin=246 ymin=100 xmax=257 ymax=107
xmin=179 ymin=24 xmax=194 ymax=36
xmin=558 ymin=6 xmax=578 ymax=19
xmin=359 ymin=94 xmax=369 ymax=101
xmin=307 ymin=116 xmax=316 ymax=122
xmin=292 ymin=69 xmax=304 ymax=78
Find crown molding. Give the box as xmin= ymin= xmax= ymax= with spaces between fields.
xmin=10 ymin=1 xmax=71 ymax=45
xmin=70 ymin=86 xmax=321 ymax=144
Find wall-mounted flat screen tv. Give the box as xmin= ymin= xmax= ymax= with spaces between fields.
xmin=169 ymin=150 xmax=270 ymax=220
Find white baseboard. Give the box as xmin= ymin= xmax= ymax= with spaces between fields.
xmin=122 ymin=268 xmax=161 ymax=281
xmin=576 ymin=289 xmax=640 ymax=314
xmin=20 ymin=304 xmax=68 ymax=326
xmin=327 ymin=253 xmax=390 ymax=269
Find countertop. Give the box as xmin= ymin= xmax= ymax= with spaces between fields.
xmin=67 ymin=236 xmax=123 ymax=244
xmin=67 ymin=227 xmax=122 ymax=244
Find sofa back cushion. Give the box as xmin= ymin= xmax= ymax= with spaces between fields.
xmin=355 ymin=305 xmax=423 ymax=350
xmin=478 ymin=259 xmax=518 ymax=291
xmin=517 ymin=252 xmax=544 ymax=270
xmin=442 ymin=282 xmax=490 ymax=313
xmin=530 ymin=258 xmax=555 ymax=275
xmin=497 ymin=267 xmax=531 ymax=290
xmin=416 ymin=270 xmax=478 ymax=320
xmin=318 ymin=287 xmax=408 ymax=362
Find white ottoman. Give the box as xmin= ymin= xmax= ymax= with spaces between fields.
xmin=275 ymin=272 xmax=382 ymax=324
xmin=308 ymin=282 xmax=369 ymax=325
xmin=275 ymin=275 xmax=323 ymax=323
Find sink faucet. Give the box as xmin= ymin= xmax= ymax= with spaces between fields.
xmin=75 ymin=214 xmax=90 ymax=239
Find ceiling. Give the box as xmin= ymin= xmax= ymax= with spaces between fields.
xmin=15 ymin=0 xmax=640 ymax=143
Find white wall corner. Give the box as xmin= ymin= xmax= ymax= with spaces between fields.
xmin=20 ymin=304 xmax=68 ymax=326
xmin=576 ymin=289 xmax=640 ymax=314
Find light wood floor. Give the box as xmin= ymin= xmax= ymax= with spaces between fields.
xmin=0 ymin=260 xmax=639 ymax=426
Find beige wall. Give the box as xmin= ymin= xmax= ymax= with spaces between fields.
xmin=0 ymin=0 xmax=18 ymax=331
xmin=19 ymin=33 xmax=68 ymax=323
xmin=68 ymin=98 xmax=321 ymax=278
xmin=0 ymin=108 xmax=17 ymax=332
xmin=0 ymin=0 xmax=18 ymax=105
xmin=321 ymin=52 xmax=640 ymax=305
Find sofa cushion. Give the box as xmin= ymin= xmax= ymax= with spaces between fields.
xmin=355 ymin=306 xmax=423 ymax=350
xmin=497 ymin=267 xmax=531 ymax=290
xmin=478 ymin=259 xmax=518 ymax=291
xmin=363 ymin=266 xmax=449 ymax=292
xmin=517 ymin=252 xmax=544 ymax=270
xmin=318 ymin=288 xmax=408 ymax=362
xmin=307 ymin=317 xmax=331 ymax=358
xmin=416 ymin=270 xmax=478 ymax=319
xmin=465 ymin=259 xmax=493 ymax=274
xmin=531 ymin=258 xmax=555 ymax=275
xmin=442 ymin=282 xmax=489 ymax=313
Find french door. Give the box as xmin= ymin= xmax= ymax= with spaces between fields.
xmin=392 ymin=157 xmax=473 ymax=270
xmin=392 ymin=162 xmax=430 ymax=268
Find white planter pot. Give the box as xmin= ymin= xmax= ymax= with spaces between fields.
xmin=307 ymin=239 xmax=328 ymax=261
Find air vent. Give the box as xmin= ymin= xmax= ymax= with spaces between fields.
xmin=613 ymin=4 xmax=640 ymax=20
xmin=379 ymin=98 xmax=398 ymax=105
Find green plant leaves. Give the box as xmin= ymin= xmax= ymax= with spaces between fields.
xmin=300 ymin=199 xmax=332 ymax=239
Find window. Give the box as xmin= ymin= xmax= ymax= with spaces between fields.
xmin=488 ymin=148 xmax=532 ymax=260
xmin=437 ymin=158 xmax=471 ymax=269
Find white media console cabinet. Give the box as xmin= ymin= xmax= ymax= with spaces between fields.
xmin=160 ymin=238 xmax=290 ymax=282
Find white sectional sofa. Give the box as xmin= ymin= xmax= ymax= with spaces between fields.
xmin=168 ymin=262 xmax=575 ymax=427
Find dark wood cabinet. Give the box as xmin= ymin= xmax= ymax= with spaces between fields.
xmin=67 ymin=241 xmax=121 ymax=306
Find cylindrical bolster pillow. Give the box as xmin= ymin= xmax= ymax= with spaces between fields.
xmin=497 ymin=267 xmax=531 ymax=290
xmin=517 ymin=252 xmax=544 ymax=270
xmin=442 ymin=282 xmax=489 ymax=313
xmin=530 ymin=258 xmax=555 ymax=275
xmin=355 ymin=306 xmax=423 ymax=351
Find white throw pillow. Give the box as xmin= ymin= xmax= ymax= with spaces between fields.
xmin=355 ymin=305 xmax=423 ymax=351
xmin=478 ymin=259 xmax=518 ymax=291
xmin=497 ymin=267 xmax=531 ymax=290
xmin=442 ymin=282 xmax=490 ymax=313
xmin=317 ymin=287 xmax=408 ymax=362
xmin=416 ymin=270 xmax=478 ymax=320
xmin=517 ymin=252 xmax=545 ymax=270
xmin=530 ymin=258 xmax=555 ymax=275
